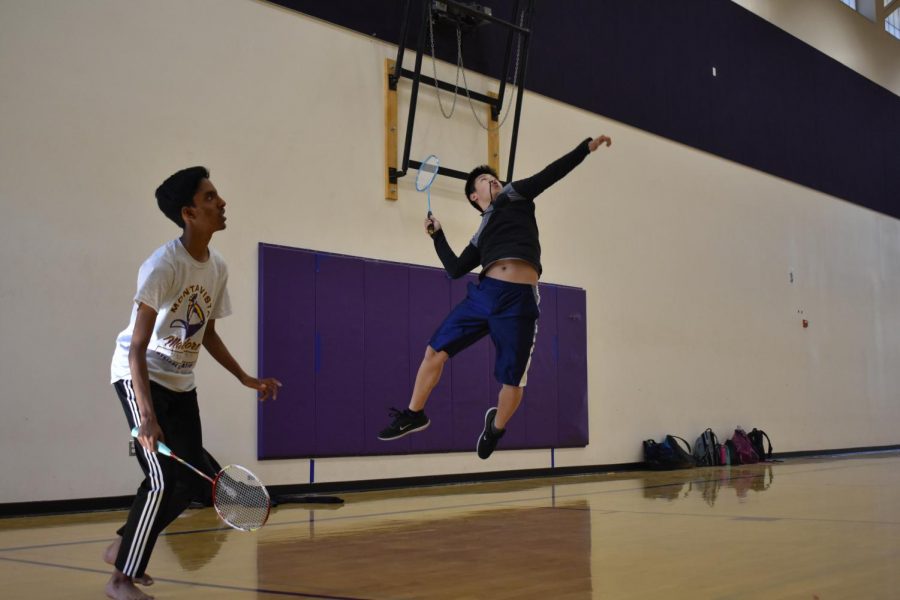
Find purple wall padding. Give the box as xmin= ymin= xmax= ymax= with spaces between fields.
xmin=557 ymin=288 xmax=589 ymax=446
xmin=257 ymin=246 xmax=316 ymax=459
xmin=362 ymin=261 xmax=410 ymax=455
xmin=517 ymin=285 xmax=559 ymax=449
xmin=313 ymin=254 xmax=366 ymax=456
xmin=258 ymin=243 xmax=589 ymax=459
xmin=448 ymin=276 xmax=493 ymax=451
xmin=408 ymin=266 xmax=455 ymax=453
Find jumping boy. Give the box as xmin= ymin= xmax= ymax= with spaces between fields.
xmin=378 ymin=135 xmax=612 ymax=459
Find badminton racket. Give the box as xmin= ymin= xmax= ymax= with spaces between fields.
xmin=416 ymin=154 xmax=440 ymax=235
xmin=130 ymin=428 xmax=270 ymax=531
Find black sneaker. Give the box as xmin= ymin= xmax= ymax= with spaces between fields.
xmin=476 ymin=407 xmax=505 ymax=459
xmin=377 ymin=408 xmax=430 ymax=440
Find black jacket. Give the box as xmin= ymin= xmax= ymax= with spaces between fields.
xmin=432 ymin=138 xmax=591 ymax=278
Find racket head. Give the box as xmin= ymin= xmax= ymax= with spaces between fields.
xmin=212 ymin=465 xmax=271 ymax=532
xmin=415 ymin=154 xmax=440 ymax=191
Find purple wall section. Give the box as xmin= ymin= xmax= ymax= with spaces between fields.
xmin=362 ymin=261 xmax=410 ymax=455
xmin=408 ymin=267 xmax=454 ymax=453
xmin=449 ymin=276 xmax=493 ymax=451
xmin=269 ymin=1 xmax=900 ymax=221
xmin=313 ymin=254 xmax=366 ymax=456
xmin=518 ymin=285 xmax=559 ymax=450
xmin=557 ymin=288 xmax=589 ymax=447
xmin=257 ymin=246 xmax=316 ymax=459
xmin=258 ymin=243 xmax=589 ymax=459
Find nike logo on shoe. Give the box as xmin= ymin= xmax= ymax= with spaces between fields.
xmin=399 ymin=424 xmax=411 ymax=431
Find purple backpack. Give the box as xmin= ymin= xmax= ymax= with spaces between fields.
xmin=730 ymin=428 xmax=759 ymax=464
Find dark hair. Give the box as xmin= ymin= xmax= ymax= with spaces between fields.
xmin=155 ymin=166 xmax=210 ymax=228
xmin=464 ymin=165 xmax=498 ymax=213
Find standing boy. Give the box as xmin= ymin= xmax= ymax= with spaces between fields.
xmin=105 ymin=167 xmax=281 ymax=600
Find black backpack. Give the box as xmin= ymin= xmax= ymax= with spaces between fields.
xmin=747 ymin=428 xmax=774 ymax=461
xmin=643 ymin=435 xmax=697 ymax=470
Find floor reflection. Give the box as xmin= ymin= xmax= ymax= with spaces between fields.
xmin=164 ymin=509 xmax=230 ymax=571
xmin=257 ymin=500 xmax=593 ymax=599
xmin=642 ymin=464 xmax=775 ymax=506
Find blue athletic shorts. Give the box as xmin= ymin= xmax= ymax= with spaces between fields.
xmin=429 ymin=277 xmax=541 ymax=387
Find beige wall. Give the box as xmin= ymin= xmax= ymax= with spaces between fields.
xmin=1 ymin=0 xmax=898 ymax=503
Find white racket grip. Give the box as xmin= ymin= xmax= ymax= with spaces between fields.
xmin=130 ymin=427 xmax=173 ymax=456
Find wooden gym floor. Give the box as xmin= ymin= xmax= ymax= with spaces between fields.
xmin=1 ymin=452 xmax=898 ymax=599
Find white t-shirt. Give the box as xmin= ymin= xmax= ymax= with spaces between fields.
xmin=110 ymin=238 xmax=232 ymax=392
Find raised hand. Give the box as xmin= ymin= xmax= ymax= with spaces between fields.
xmin=588 ymin=135 xmax=612 ymax=152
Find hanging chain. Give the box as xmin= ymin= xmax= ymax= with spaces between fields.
xmin=428 ymin=1 xmax=461 ymax=118
xmin=458 ymin=18 xmax=522 ymax=132
xmin=426 ymin=2 xmax=525 ymax=131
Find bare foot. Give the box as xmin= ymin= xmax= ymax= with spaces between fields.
xmin=105 ymin=572 xmax=154 ymax=600
xmin=104 ymin=537 xmax=154 ymax=586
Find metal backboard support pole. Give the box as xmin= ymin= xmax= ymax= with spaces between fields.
xmin=384 ymin=0 xmax=536 ymax=200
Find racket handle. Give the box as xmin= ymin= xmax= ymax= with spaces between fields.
xmin=130 ymin=427 xmax=173 ymax=456
xmin=130 ymin=427 xmax=215 ymax=484
xmin=427 ymin=211 xmax=435 ymax=236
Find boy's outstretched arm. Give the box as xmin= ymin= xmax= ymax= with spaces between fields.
xmin=511 ymin=135 xmax=612 ymax=201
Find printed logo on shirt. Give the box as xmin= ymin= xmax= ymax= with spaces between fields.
xmin=152 ymin=285 xmax=214 ymax=371
xmin=169 ymin=291 xmax=207 ymax=340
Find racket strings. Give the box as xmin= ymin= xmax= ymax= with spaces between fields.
xmin=214 ymin=466 xmax=270 ymax=531
xmin=416 ymin=156 xmax=440 ymax=191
